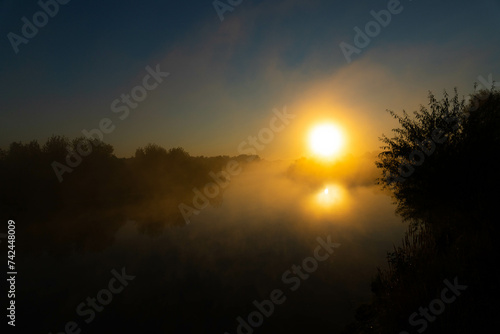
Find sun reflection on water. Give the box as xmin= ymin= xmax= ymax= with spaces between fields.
xmin=319 ymin=184 xmax=344 ymax=205
xmin=299 ymin=183 xmax=350 ymax=222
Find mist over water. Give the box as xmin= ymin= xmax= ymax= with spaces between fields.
xmin=16 ymin=159 xmax=406 ymax=333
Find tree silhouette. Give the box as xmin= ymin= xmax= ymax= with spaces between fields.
xmin=376 ymin=87 xmax=500 ymax=235
xmin=344 ymin=86 xmax=500 ymax=333
xmin=0 ymin=136 xmax=257 ymax=254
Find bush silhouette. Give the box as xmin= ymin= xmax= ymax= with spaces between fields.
xmin=344 ymin=86 xmax=500 ymax=333
xmin=376 ymin=87 xmax=500 ymax=235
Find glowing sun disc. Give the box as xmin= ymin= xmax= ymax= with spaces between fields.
xmin=309 ymin=124 xmax=343 ymax=158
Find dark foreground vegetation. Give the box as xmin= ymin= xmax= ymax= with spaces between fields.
xmin=344 ymin=87 xmax=500 ymax=333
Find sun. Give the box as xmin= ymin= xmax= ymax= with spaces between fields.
xmin=309 ymin=123 xmax=344 ymax=158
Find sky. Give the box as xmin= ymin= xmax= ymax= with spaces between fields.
xmin=1 ymin=0 xmax=499 ymax=159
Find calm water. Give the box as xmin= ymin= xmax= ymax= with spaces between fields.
xmin=16 ymin=162 xmax=405 ymax=333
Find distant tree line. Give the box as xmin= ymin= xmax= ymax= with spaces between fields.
xmin=0 ymin=137 xmax=257 ymax=254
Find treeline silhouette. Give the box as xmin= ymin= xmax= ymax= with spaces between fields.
xmin=0 ymin=136 xmax=258 ymax=255
xmin=343 ymin=87 xmax=500 ymax=333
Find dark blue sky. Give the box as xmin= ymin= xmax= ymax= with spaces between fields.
xmin=1 ymin=0 xmax=499 ymax=158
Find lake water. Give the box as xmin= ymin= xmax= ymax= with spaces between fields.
xmin=17 ymin=162 xmax=406 ymax=333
